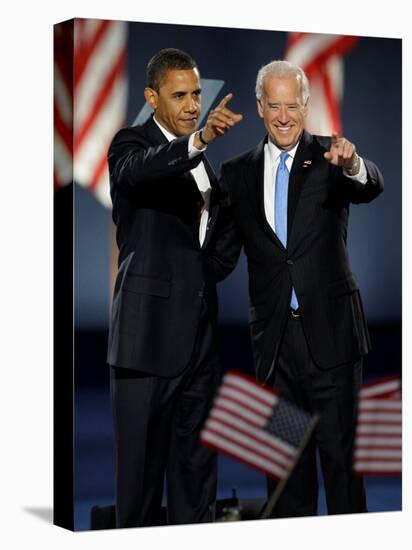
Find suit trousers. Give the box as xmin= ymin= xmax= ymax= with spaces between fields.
xmin=110 ymin=298 xmax=220 ymax=528
xmin=267 ymin=312 xmax=367 ymax=517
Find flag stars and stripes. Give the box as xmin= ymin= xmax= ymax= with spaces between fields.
xmin=354 ymin=376 xmax=401 ymax=475
xmin=201 ymin=371 xmax=315 ymax=480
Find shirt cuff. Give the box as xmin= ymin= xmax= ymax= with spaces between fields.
xmin=188 ymin=132 xmax=206 ymax=159
xmin=343 ymin=157 xmax=367 ymax=184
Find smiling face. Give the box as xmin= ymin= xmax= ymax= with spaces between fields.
xmin=257 ymin=75 xmax=307 ymax=151
xmin=144 ymin=68 xmax=201 ymax=137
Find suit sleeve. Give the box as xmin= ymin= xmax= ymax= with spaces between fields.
xmin=108 ymin=127 xmax=204 ymax=192
xmin=337 ymin=158 xmax=384 ymax=204
xmin=204 ymin=163 xmax=244 ymax=282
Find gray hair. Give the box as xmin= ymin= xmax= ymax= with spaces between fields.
xmin=255 ymin=60 xmax=310 ymax=105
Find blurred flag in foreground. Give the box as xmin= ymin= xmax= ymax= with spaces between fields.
xmin=354 ymin=376 xmax=402 ymax=475
xmin=285 ymin=32 xmax=360 ymax=135
xmin=200 ymin=371 xmax=317 ymax=480
xmin=54 ymin=18 xmax=128 ymax=206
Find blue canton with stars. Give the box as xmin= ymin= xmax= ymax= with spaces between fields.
xmin=264 ymin=397 xmax=313 ymax=448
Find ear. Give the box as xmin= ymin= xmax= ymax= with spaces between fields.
xmin=257 ymin=99 xmax=264 ymax=119
xmin=302 ymin=98 xmax=309 ymax=119
xmin=144 ymin=87 xmax=158 ymax=111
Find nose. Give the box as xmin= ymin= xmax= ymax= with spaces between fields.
xmin=185 ymin=95 xmax=198 ymax=113
xmin=277 ymin=106 xmax=289 ymax=123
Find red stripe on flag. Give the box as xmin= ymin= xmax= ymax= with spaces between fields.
xmin=208 ymin=412 xmax=294 ymax=459
xmin=54 ymin=103 xmax=73 ymax=156
xmin=74 ymin=49 xmax=126 ymax=154
xmin=320 ymin=68 xmax=341 ymax=134
xmin=286 ymin=32 xmax=307 ymax=49
xmin=303 ymin=36 xmax=359 ymax=78
xmin=224 ymin=370 xmax=279 ymax=398
xmin=353 ymin=376 xmax=401 ymax=475
xmin=203 ymin=423 xmax=291 ymax=474
xmin=74 ymin=19 xmax=112 ymax=91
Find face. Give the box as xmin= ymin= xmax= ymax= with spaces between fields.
xmin=144 ymin=68 xmax=201 ymax=136
xmin=257 ymin=75 xmax=307 ymax=151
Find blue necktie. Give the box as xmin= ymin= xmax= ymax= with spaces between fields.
xmin=275 ymin=152 xmax=299 ymax=310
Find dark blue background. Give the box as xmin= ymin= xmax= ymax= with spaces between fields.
xmin=75 ymin=23 xmax=401 ymax=328
xmin=72 ymin=21 xmax=402 ymax=530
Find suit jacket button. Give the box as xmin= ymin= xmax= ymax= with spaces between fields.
xmin=287 ymin=259 xmax=294 ymax=265
xmin=198 ymin=290 xmax=204 ymax=297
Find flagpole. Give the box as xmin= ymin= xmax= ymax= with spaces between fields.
xmin=260 ymin=413 xmax=320 ymax=520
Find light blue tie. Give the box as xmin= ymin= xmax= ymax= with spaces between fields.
xmin=275 ymin=152 xmax=299 ymax=310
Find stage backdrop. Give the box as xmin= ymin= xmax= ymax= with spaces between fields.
xmin=65 ymin=21 xmax=401 ymax=330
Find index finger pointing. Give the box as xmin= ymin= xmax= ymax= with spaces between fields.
xmin=331 ymin=132 xmax=339 ymax=144
xmin=218 ymin=93 xmax=233 ymax=108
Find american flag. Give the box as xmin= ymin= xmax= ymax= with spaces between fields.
xmin=354 ymin=376 xmax=402 ymax=475
xmin=54 ymin=18 xmax=128 ymax=206
xmin=285 ymin=32 xmax=360 ymax=135
xmin=200 ymin=371 xmax=316 ymax=480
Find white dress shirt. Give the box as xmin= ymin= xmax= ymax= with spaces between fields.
xmin=263 ymin=138 xmax=368 ymax=232
xmin=153 ymin=117 xmax=211 ymax=246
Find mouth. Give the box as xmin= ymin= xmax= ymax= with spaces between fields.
xmin=275 ymin=125 xmax=293 ymax=134
xmin=181 ymin=117 xmax=198 ymax=124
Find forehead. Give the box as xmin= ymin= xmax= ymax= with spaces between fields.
xmin=160 ymin=68 xmax=201 ymax=91
xmin=262 ymin=75 xmax=302 ymax=101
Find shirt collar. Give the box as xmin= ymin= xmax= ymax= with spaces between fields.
xmin=153 ymin=116 xmax=176 ymax=142
xmin=267 ymin=138 xmax=299 ymax=163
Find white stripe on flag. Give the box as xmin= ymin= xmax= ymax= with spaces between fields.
xmin=354 ymin=449 xmax=402 ymax=459
xmin=354 ymin=462 xmax=402 ymax=472
xmin=219 ymin=386 xmax=274 ymax=417
xmin=357 ymin=424 xmax=401 ymax=435
xmin=214 ymin=397 xmax=267 ymax=426
xmin=75 ymin=21 xmax=126 ymax=128
xmin=205 ymin=419 xmax=292 ymax=467
xmin=74 ymin=75 xmax=127 ymax=186
xmin=358 ymin=412 xmax=402 ymax=422
xmin=286 ymin=34 xmax=340 ymax=68
xmin=54 ymin=62 xmax=72 ymax=126
xmin=360 ymin=379 xmax=401 ymax=398
xmin=355 ymin=436 xmax=401 ymax=448
xmin=54 ymin=133 xmax=72 ymax=184
xmin=223 ymin=373 xmax=278 ymax=406
xmin=210 ymin=408 xmax=295 ymax=456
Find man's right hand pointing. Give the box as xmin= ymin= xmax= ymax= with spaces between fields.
xmin=194 ymin=93 xmax=243 ymax=148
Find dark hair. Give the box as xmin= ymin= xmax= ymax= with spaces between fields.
xmin=146 ymin=48 xmax=198 ymax=91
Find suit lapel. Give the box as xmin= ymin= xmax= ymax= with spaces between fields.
xmin=200 ymin=155 xmax=219 ymax=249
xmin=287 ymin=130 xmax=313 ymax=242
xmin=144 ymin=116 xmax=220 ymax=250
xmin=246 ymin=138 xmax=285 ymax=249
xmin=143 ymin=115 xmax=170 ymax=145
xmin=145 ymin=113 xmax=204 ymax=199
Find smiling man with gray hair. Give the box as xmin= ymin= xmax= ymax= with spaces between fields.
xmin=218 ymin=58 xmax=384 ymax=517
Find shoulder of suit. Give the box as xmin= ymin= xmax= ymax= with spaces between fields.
xmin=222 ymin=147 xmax=256 ymax=170
xmin=109 ymin=123 xmax=149 ymax=151
xmin=311 ymin=134 xmax=332 ymax=149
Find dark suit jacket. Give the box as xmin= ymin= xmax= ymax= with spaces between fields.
xmin=107 ymin=116 xmax=235 ymax=376
xmin=220 ymin=130 xmax=384 ymax=382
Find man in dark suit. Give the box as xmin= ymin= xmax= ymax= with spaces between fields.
xmin=107 ymin=48 xmax=242 ymax=527
xmin=219 ymin=60 xmax=384 ymax=517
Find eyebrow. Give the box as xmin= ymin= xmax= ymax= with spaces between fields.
xmin=171 ymin=88 xmax=201 ymax=96
xmin=267 ymin=102 xmax=299 ymax=106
